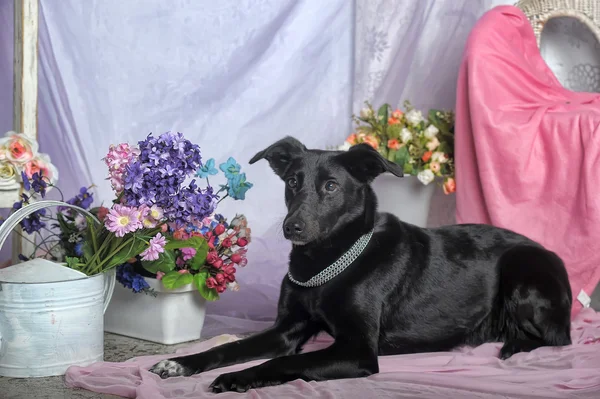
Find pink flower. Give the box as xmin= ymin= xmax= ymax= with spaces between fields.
xmin=223 ymin=265 xmax=236 ymax=276
xmin=216 ymin=285 xmax=226 ymax=293
xmin=177 ymin=269 xmax=189 ymax=274
xmin=156 ymin=271 xmax=165 ymax=280
xmin=5 ymin=133 xmax=37 ymax=164
xmin=105 ymin=204 xmax=142 ymax=237
xmin=181 ymin=247 xmax=196 ymax=261
xmin=222 ymin=238 xmax=232 ymax=248
xmin=214 ymin=224 xmax=225 ymax=235
xmin=230 ymin=254 xmax=242 ymax=264
xmin=23 ymin=154 xmax=58 ymax=185
xmin=140 ymin=233 xmax=167 ymax=261
xmin=206 ymin=251 xmax=219 ymax=264
xmin=239 ymin=258 xmax=248 ymax=267
xmin=206 ymin=277 xmax=218 ymax=289
xmin=213 ymin=259 xmax=224 ymax=269
xmin=176 ymin=257 xmax=185 ymax=267
xmin=237 ymin=237 xmax=248 ymax=247
xmin=103 ymin=143 xmax=140 ymax=193
xmin=97 ymin=206 xmax=110 ymax=222
xmin=215 ymin=273 xmax=225 ymax=284
xmin=139 ymin=204 xmax=162 ymax=228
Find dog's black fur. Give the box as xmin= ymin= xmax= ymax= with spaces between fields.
xmin=150 ymin=137 xmax=572 ymax=393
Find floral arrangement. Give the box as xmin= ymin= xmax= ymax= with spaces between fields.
xmin=340 ymin=101 xmax=456 ymax=194
xmin=0 ymin=131 xmax=58 ymax=191
xmin=0 ymin=131 xmax=253 ymax=302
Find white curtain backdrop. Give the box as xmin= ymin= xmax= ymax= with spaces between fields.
xmin=0 ymin=0 xmax=512 ymax=336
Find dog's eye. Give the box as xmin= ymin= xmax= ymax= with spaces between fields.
xmin=287 ymin=178 xmax=298 ymax=188
xmin=325 ymin=181 xmax=338 ymax=192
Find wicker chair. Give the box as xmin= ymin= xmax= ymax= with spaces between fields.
xmin=516 ymin=0 xmax=600 ymax=92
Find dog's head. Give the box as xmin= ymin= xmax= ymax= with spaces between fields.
xmin=249 ymin=137 xmax=403 ymax=245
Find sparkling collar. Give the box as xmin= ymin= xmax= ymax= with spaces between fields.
xmin=287 ymin=229 xmax=374 ymax=288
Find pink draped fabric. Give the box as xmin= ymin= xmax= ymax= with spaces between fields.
xmin=65 ymin=308 xmax=600 ymax=398
xmin=455 ymin=5 xmax=600 ymax=317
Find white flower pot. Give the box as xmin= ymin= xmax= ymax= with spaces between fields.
xmin=371 ymin=173 xmax=436 ymax=227
xmin=104 ymin=277 xmax=207 ymax=345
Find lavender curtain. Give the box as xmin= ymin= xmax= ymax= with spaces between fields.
xmin=0 ymin=0 xmax=511 ymax=337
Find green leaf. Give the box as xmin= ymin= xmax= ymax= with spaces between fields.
xmin=403 ymin=163 xmax=413 ymax=175
xmin=164 ymin=236 xmax=205 ymax=251
xmin=65 ymin=256 xmax=80 ymax=269
xmin=395 ymin=146 xmax=409 ymax=167
xmin=377 ymin=104 xmax=389 ymax=126
xmin=387 ymin=149 xmax=397 ymax=162
xmin=189 ymin=239 xmax=209 ymax=270
xmin=162 ymin=271 xmax=194 ymax=290
xmin=105 ymin=236 xmax=147 ymax=269
xmin=141 ymin=249 xmax=176 ymax=274
xmin=193 ymin=272 xmax=219 ymax=301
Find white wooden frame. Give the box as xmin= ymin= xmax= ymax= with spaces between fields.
xmin=11 ymin=0 xmax=39 ymax=262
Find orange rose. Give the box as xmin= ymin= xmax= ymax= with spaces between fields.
xmin=387 ymin=139 xmax=402 ymax=150
xmin=388 ymin=117 xmax=400 ymax=125
xmin=443 ymin=177 xmax=456 ymax=195
xmin=429 ymin=162 xmax=440 ymax=173
xmin=346 ymin=133 xmax=358 ymax=145
xmin=362 ymin=135 xmax=379 ymax=149
xmin=392 ymin=110 xmax=403 ymax=119
xmin=422 ymin=151 xmax=432 ymax=162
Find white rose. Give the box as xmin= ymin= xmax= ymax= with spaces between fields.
xmin=359 ymin=107 xmax=373 ymax=119
xmin=417 ymin=169 xmax=435 ymax=185
xmin=338 ymin=141 xmax=351 ymax=151
xmin=405 ymin=109 xmax=424 ymax=126
xmin=432 ymin=151 xmax=448 ymax=163
xmin=400 ymin=128 xmax=412 ymax=144
xmin=424 ymin=124 xmax=439 ymax=139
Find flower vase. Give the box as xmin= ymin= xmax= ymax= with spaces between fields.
xmin=104 ymin=277 xmax=207 ymax=345
xmin=371 ymin=173 xmax=436 ymax=227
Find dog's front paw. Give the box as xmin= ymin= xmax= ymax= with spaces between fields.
xmin=149 ymin=359 xmax=194 ymax=379
xmin=209 ymin=371 xmax=258 ymax=393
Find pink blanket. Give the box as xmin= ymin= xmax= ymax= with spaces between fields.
xmin=66 ymin=309 xmax=600 ymax=398
xmin=455 ymin=5 xmax=600 ymax=317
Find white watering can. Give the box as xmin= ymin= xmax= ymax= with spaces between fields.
xmin=0 ymin=200 xmax=115 ymax=378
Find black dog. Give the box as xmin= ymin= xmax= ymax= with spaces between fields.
xmin=150 ymin=137 xmax=572 ymax=393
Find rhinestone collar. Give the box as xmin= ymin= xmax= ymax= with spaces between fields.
xmin=287 ymin=229 xmax=374 ymax=288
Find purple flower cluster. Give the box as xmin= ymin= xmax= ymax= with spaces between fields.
xmin=121 ymin=132 xmax=218 ymax=227
xmin=116 ymin=263 xmax=150 ymax=293
xmin=66 ymin=187 xmax=94 ymax=209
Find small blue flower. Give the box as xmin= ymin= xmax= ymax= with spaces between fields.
xmin=219 ymin=157 xmax=241 ymax=179
xmin=196 ymin=158 xmax=218 ymax=178
xmin=227 ymin=173 xmax=253 ymax=200
xmin=74 ymin=242 xmax=84 ymax=257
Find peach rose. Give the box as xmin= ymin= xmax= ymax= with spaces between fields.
xmin=387 ymin=139 xmax=403 ymax=151
xmin=392 ymin=110 xmax=403 ymax=119
xmin=23 ymin=154 xmax=59 ymax=185
xmin=443 ymin=177 xmax=456 ymax=195
xmin=2 ymin=132 xmax=38 ymax=164
xmin=362 ymin=135 xmax=379 ymax=149
xmin=426 ymin=137 xmax=440 ymax=151
xmin=346 ymin=133 xmax=358 ymax=145
xmin=388 ymin=117 xmax=400 ymax=125
xmin=429 ymin=162 xmax=440 ymax=174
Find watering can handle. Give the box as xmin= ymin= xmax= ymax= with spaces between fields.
xmin=0 ymin=200 xmax=115 ymax=314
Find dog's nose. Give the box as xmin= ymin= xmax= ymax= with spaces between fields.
xmin=284 ymin=220 xmax=305 ymax=235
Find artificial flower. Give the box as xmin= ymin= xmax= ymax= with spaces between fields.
xmin=219 ymin=157 xmax=241 ymax=179
xmin=206 ymin=277 xmax=218 ymax=289
xmin=140 ymin=233 xmax=167 ymax=261
xmin=426 ymin=137 xmax=440 ymax=151
xmin=443 ymin=177 xmax=456 ymax=195
xmin=359 ymin=108 xmax=373 ymax=119
xmin=337 ymin=141 xmax=351 ymax=151
xmin=3 ymin=132 xmax=38 ymax=164
xmin=400 ymin=128 xmax=412 ymax=144
xmin=346 ymin=133 xmax=358 ymax=145
xmin=362 ymin=135 xmax=379 ymax=149
xmin=66 ymin=187 xmax=94 ymax=209
xmin=228 ymin=282 xmax=240 ymax=291
xmin=424 ymin=124 xmax=439 ymax=139
xmin=227 ymin=173 xmax=253 ymax=200
xmin=181 ymin=247 xmax=196 ymax=261
xmin=387 ymin=139 xmax=402 ymax=150
xmin=105 ymin=204 xmax=142 ymax=237
xmin=103 ymin=143 xmax=140 ymax=193
xmin=214 ymin=224 xmax=226 ymax=235
xmin=24 ymin=154 xmax=58 ymax=185
xmin=422 ymin=151 xmax=433 ymax=162
xmin=0 ymin=163 xmax=16 ymax=182
xmin=206 ymin=250 xmax=219 ymax=264
xmin=388 ymin=117 xmax=400 ymax=125
xmin=156 ymin=271 xmax=165 ymax=280
xmin=392 ymin=109 xmax=403 ymax=119
xmin=237 ymin=237 xmax=248 ymax=247
xmin=97 ymin=206 xmax=109 ymax=222
xmin=429 ymin=162 xmax=441 ymax=174
xmin=405 ymin=109 xmax=424 ymax=126
xmin=417 ymin=169 xmax=435 ymax=185
xmin=432 ymin=152 xmax=448 ymax=163
xmin=196 ymin=158 xmax=218 ymax=178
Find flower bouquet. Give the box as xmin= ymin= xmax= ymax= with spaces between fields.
xmin=340 ymin=101 xmax=456 ymax=194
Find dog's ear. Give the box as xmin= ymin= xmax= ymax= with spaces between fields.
xmin=249 ymin=136 xmax=307 ymax=178
xmin=336 ymin=144 xmax=403 ymax=183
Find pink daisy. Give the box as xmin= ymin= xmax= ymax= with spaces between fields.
xmin=140 ymin=233 xmax=167 ymax=261
xmin=105 ymin=204 xmax=142 ymax=237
